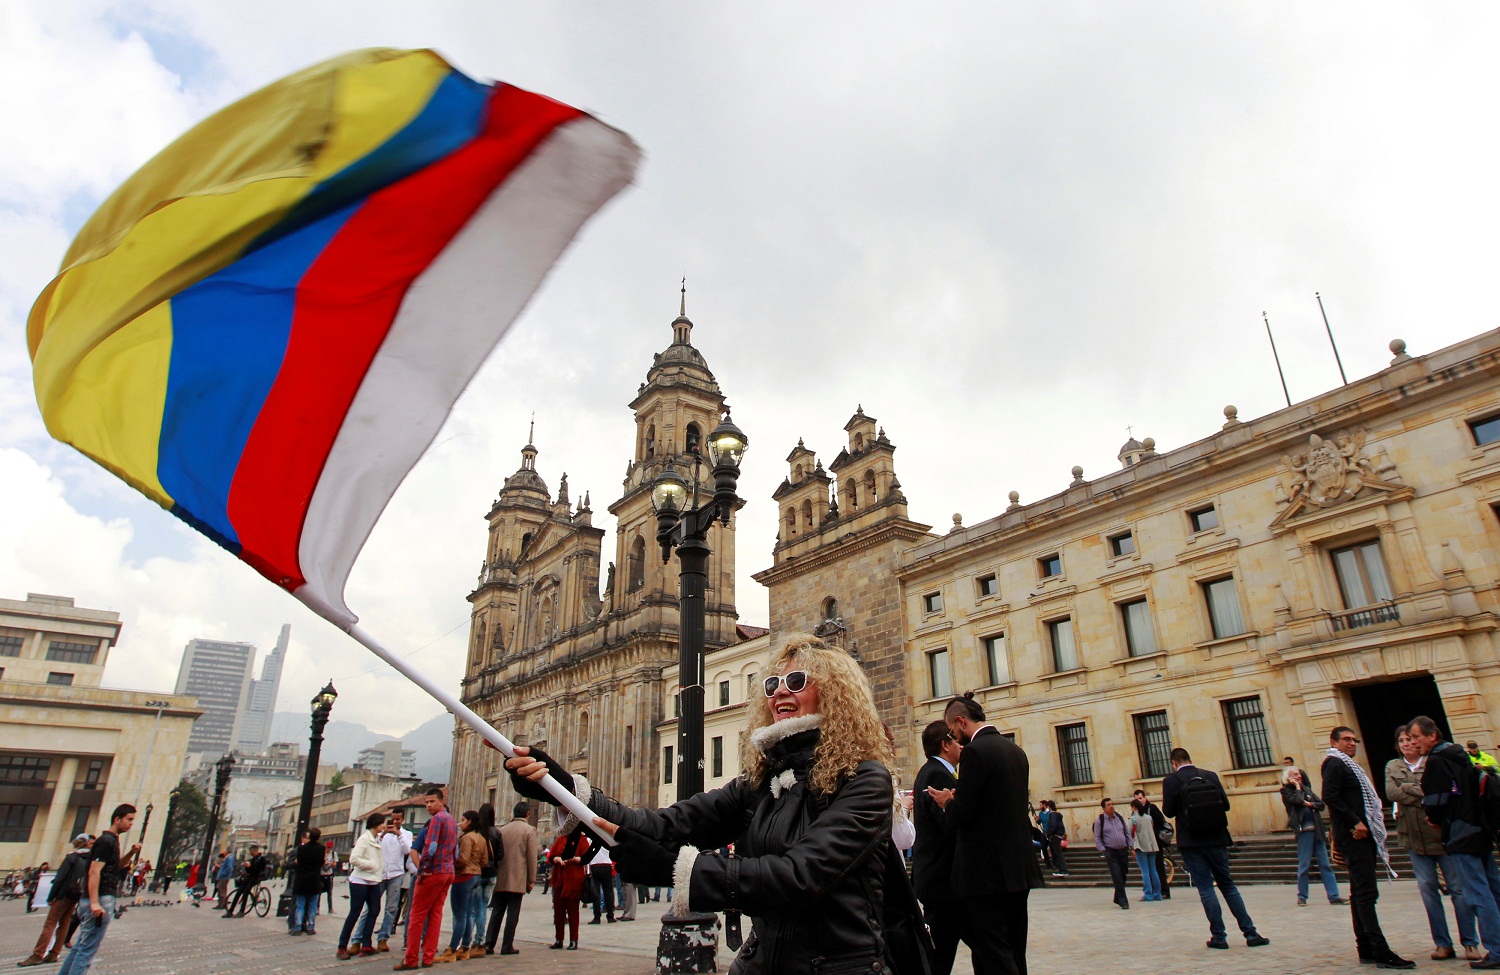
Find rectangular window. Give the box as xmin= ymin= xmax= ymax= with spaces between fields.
xmin=1202 ymin=577 xmax=1246 ymax=639
xmin=623 ymin=727 xmax=633 ymax=769
xmin=1133 ymin=710 xmax=1173 ymax=778
xmin=982 ymin=634 xmax=1010 ymax=686
xmin=1048 ymin=618 xmax=1079 ymax=672
xmin=1222 ymin=696 xmax=1274 ymax=769
xmin=927 ymin=648 xmax=952 ymax=699
xmin=1120 ymin=599 xmax=1158 ymax=656
xmin=45 ymin=640 xmax=97 ymax=665
xmin=1039 ymin=554 xmax=1063 ymax=578
xmin=0 ymin=804 xmax=38 ymax=844
xmin=977 ymin=574 xmax=999 ymax=598
xmin=663 ymin=746 xmax=674 ymax=785
xmin=922 ymin=592 xmax=943 ymax=614
xmin=0 ymin=756 xmax=52 ymax=785
xmin=1470 ymin=414 xmax=1500 ymax=447
xmin=1057 ymin=723 xmax=1093 ymax=786
xmin=46 ymin=672 xmax=74 ymax=686
xmin=1109 ymin=532 xmax=1136 ymax=557
xmin=0 ymin=635 xmax=22 ymax=657
xmin=1189 ymin=505 xmax=1219 ymax=533
xmin=1330 ymin=540 xmax=1395 ymax=609
xmin=711 ymin=736 xmax=724 ymax=778
xmin=718 ymin=680 xmax=730 ymax=708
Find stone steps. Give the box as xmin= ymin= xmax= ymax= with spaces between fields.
xmin=1042 ymin=834 xmax=1419 ymax=888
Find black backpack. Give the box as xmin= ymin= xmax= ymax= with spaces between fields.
xmin=1177 ymin=771 xmax=1229 ymax=836
xmin=1476 ymin=767 xmax=1500 ymax=835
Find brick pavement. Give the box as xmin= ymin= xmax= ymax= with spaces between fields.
xmin=0 ymin=878 xmax=1473 ymax=974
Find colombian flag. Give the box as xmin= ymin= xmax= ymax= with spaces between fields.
xmin=27 ymin=48 xmax=639 ymax=627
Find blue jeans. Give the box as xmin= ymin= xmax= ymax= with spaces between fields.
xmin=340 ymin=881 xmax=383 ymax=950
xmin=1295 ymin=830 xmax=1341 ymax=902
xmin=447 ymin=876 xmax=479 ymax=949
xmin=1446 ymin=853 xmax=1500 ymax=958
xmin=58 ymin=896 xmax=113 ymax=975
xmin=474 ymin=877 xmax=496 ymax=937
xmin=1135 ymin=851 xmax=1161 ymax=899
xmin=1410 ymin=851 xmax=1477 ymax=949
xmin=292 ymin=892 xmax=320 ymax=931
xmin=1179 ymin=845 xmax=1260 ymax=942
xmin=376 ymin=875 xmax=405 ymax=941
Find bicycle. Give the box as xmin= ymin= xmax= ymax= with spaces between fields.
xmin=228 ymin=883 xmax=272 ymax=918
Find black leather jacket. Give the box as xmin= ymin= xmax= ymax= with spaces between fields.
xmin=593 ymin=728 xmax=894 ymax=975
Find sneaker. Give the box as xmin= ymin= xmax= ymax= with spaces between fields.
xmin=1207 ymin=940 xmax=1229 ymax=950
xmin=1247 ymin=936 xmax=1271 ymax=948
xmin=1330 ymin=897 xmax=1348 ymax=905
xmin=378 ymin=940 xmax=390 ymax=953
xmin=1297 ymin=897 xmax=1307 ymax=906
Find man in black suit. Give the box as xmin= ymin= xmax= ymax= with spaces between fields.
xmin=1322 ymin=725 xmax=1414 ymax=969
xmin=912 ymin=720 xmax=965 ymax=975
xmin=1161 ymin=747 xmax=1269 ymax=951
xmin=927 ymin=695 xmax=1042 ymax=975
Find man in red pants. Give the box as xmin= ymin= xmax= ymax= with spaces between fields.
xmin=395 ymin=789 xmax=456 ymax=971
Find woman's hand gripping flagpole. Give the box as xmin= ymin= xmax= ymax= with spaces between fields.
xmin=344 ymin=623 xmax=613 ymax=845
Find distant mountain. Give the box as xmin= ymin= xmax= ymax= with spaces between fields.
xmin=268 ymin=709 xmax=452 ymax=782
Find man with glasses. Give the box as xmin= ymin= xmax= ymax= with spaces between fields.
xmin=1323 ymin=726 xmax=1414 ymax=969
xmin=913 ymin=720 xmax=964 ymax=975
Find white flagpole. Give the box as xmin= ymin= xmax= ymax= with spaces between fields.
xmin=343 ymin=622 xmax=613 ymax=845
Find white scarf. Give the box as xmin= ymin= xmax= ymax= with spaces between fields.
xmin=1326 ymin=747 xmax=1397 ymax=879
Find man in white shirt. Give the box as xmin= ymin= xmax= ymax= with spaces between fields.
xmin=374 ymin=811 xmax=414 ymax=953
xmin=586 ymin=845 xmax=615 ymax=924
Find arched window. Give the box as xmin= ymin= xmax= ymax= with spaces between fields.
xmin=802 ymin=499 xmax=814 ymax=531
xmin=845 ymin=478 xmax=858 ymax=510
xmin=540 ymin=596 xmax=553 ymax=639
xmin=644 ymin=423 xmax=656 ymax=459
xmin=863 ymin=469 xmax=877 ymax=503
xmin=785 ymin=508 xmax=797 ymax=537
xmin=578 ymin=712 xmax=589 ymax=755
xmin=823 ymin=596 xmax=839 ymax=621
xmin=628 ymin=535 xmax=645 ymax=591
xmin=854 ymin=433 xmax=865 ymax=451
xmin=793 ymin=463 xmax=803 ymax=481
xmin=520 ymin=532 xmax=533 ymax=554
xmin=685 ymin=422 xmax=702 ymax=455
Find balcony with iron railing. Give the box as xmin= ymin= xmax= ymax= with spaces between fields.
xmin=1328 ymin=601 xmax=1401 ymax=632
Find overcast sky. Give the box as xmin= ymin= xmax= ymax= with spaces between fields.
xmin=2 ymin=3 xmax=1496 ymax=737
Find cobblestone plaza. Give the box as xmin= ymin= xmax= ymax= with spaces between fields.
xmin=0 ymin=879 xmax=1460 ymax=975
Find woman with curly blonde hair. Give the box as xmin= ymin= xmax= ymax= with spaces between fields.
xmin=504 ymin=634 xmax=905 ymax=975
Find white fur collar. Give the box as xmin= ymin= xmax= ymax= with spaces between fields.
xmin=748 ymin=713 xmax=822 ymax=753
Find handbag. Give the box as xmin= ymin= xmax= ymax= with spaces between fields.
xmin=881 ymin=839 xmax=933 ymax=975
xmin=1155 ymin=824 xmax=1175 ymax=848
xmin=580 ymin=873 xmax=598 ymax=906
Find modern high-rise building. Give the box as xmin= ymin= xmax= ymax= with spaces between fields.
xmin=174 ymin=638 xmax=255 ymax=759
xmin=354 ymin=740 xmax=417 ymax=779
xmin=236 ymin=624 xmax=289 ymax=753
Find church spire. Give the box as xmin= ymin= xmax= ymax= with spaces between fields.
xmin=672 ymin=279 xmax=693 ymax=345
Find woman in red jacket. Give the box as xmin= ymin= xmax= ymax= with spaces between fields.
xmin=546 ymin=826 xmax=591 ymax=950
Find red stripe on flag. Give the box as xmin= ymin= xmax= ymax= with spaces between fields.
xmin=227 ymin=85 xmax=581 ymax=589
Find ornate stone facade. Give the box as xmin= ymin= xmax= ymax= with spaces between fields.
xmin=448 ymin=304 xmax=741 ymax=813
xmin=893 ymin=331 xmax=1500 ymax=840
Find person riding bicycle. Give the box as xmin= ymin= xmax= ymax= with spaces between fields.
xmin=222 ymin=845 xmax=268 ymax=918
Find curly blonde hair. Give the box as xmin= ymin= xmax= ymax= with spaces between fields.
xmin=741 ymin=634 xmax=894 ymax=795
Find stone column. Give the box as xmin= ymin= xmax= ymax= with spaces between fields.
xmin=36 ymin=756 xmax=79 ymax=868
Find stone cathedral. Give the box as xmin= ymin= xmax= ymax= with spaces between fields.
xmin=448 ymin=302 xmax=744 ymax=811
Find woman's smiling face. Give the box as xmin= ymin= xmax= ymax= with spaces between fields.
xmin=768 ymin=661 xmax=820 ymax=722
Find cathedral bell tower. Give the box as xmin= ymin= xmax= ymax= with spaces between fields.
xmin=609 ymin=288 xmax=739 ymax=648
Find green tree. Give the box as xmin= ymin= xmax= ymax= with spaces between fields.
xmin=162 ymin=780 xmax=209 ymax=866
xmin=328 ymin=769 xmax=345 ymax=791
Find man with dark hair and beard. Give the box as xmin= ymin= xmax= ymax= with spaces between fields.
xmin=913 ymin=720 xmax=965 ymax=975
xmin=927 ymin=695 xmax=1042 ymax=975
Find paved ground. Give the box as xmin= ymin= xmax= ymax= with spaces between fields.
xmin=0 ymin=878 xmax=1476 ymax=974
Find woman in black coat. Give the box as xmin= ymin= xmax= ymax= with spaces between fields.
xmin=290 ymin=827 xmax=327 ymax=934
xmin=508 ymin=636 xmax=902 ymax=975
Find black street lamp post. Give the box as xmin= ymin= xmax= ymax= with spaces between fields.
xmin=195 ymin=754 xmax=234 ymax=898
xmin=279 ymin=680 xmax=338 ymax=917
xmin=649 ymin=412 xmax=748 ymax=973
xmin=151 ymin=788 xmax=180 ymax=891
